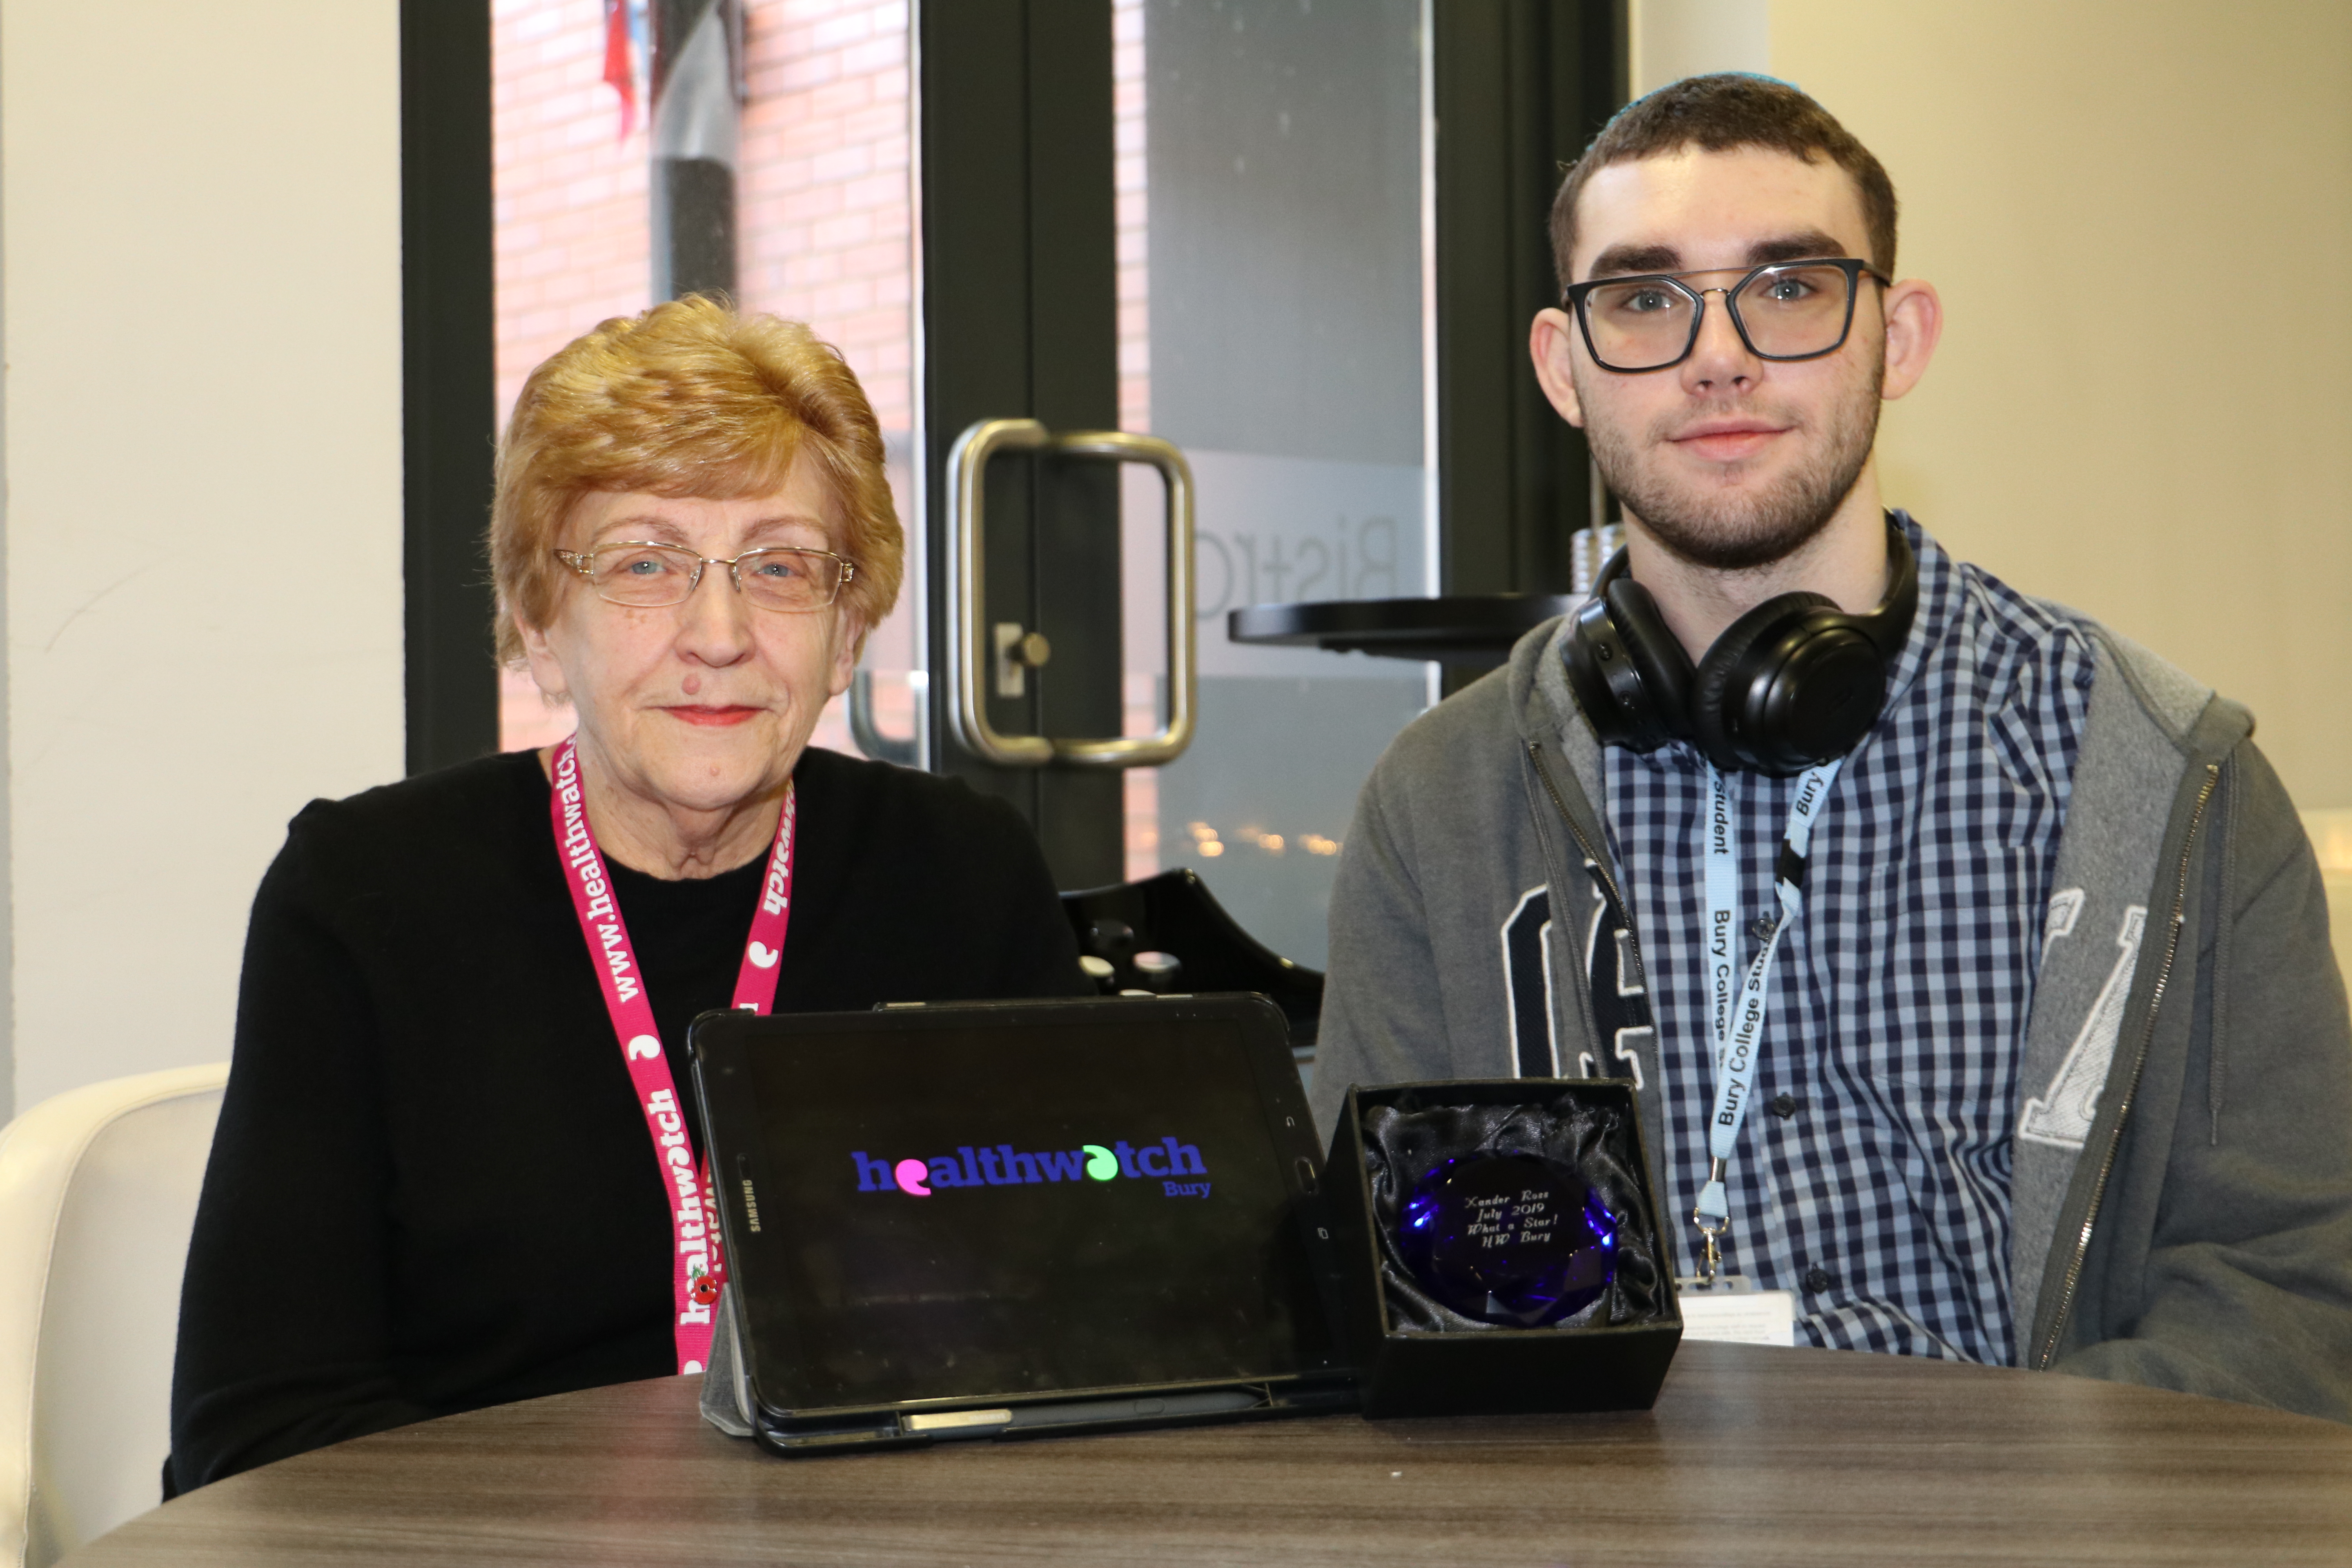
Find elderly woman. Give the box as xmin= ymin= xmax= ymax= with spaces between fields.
xmin=168 ymin=299 xmax=1087 ymax=1491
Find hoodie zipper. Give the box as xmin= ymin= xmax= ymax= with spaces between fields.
xmin=1525 ymin=739 xmax=1647 ymax=1004
xmin=1534 ymin=743 xmax=1628 ymax=926
xmin=2034 ymin=760 xmax=2221 ymax=1370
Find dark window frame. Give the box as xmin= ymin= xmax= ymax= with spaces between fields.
xmin=402 ymin=0 xmax=500 ymax=774
xmin=1434 ymin=0 xmax=1627 ymax=603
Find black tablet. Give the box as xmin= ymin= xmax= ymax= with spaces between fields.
xmin=688 ymin=995 xmax=1355 ymax=1453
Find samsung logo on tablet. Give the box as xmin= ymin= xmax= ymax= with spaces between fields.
xmin=851 ymin=1141 xmax=1209 ymax=1198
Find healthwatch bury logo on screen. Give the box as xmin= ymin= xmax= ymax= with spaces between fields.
xmin=852 ymin=1140 xmax=1211 ymax=1199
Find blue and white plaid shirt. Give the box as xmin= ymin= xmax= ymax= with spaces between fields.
xmin=1600 ymin=515 xmax=2094 ymax=1365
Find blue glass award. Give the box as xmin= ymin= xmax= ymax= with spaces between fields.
xmin=1395 ymin=1152 xmax=1618 ymax=1326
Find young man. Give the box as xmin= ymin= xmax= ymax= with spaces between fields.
xmin=1312 ymin=74 xmax=2352 ymax=1417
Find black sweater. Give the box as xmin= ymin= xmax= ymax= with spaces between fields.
xmin=169 ymin=748 xmax=1087 ymax=1491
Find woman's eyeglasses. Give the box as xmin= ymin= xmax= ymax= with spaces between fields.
xmin=554 ymin=542 xmax=857 ymax=613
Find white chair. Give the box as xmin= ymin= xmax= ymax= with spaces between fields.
xmin=0 ymin=1063 xmax=227 ymax=1568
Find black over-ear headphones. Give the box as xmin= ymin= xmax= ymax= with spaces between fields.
xmin=1561 ymin=516 xmax=1918 ymax=776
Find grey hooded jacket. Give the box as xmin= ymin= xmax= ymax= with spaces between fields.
xmin=1311 ymin=610 xmax=2352 ymax=1419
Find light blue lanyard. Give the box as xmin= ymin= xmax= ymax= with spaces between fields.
xmin=1691 ymin=759 xmax=1840 ymax=1282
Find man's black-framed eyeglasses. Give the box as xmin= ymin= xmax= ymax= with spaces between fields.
xmin=1562 ymin=257 xmax=1891 ymax=373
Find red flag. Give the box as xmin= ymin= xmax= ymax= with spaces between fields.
xmin=602 ymin=0 xmax=637 ymax=140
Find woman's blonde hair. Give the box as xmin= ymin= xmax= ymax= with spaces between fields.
xmin=491 ymin=296 xmax=903 ymax=664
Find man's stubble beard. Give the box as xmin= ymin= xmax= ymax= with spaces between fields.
xmin=1580 ymin=340 xmax=1886 ymax=573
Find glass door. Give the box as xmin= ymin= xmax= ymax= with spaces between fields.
xmin=489 ymin=2 xmax=1612 ymax=974
xmin=915 ymin=0 xmax=1437 ymax=967
xmin=1122 ymin=0 xmax=1435 ymax=968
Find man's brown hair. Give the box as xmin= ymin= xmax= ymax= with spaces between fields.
xmin=1549 ymin=74 xmax=1898 ymax=287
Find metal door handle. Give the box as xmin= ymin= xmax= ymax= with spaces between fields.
xmin=944 ymin=418 xmax=1196 ymax=768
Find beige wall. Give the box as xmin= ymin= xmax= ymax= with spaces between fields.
xmin=0 ymin=1 xmax=406 ymax=1115
xmin=1632 ymin=0 xmax=1770 ymax=94
xmin=1773 ymin=0 xmax=2352 ymax=808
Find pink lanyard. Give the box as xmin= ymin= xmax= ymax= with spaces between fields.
xmin=548 ymin=735 xmax=796 ymax=1374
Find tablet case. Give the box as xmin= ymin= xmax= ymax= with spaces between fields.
xmin=689 ymin=995 xmax=1357 ymax=1454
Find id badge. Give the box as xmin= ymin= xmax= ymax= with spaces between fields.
xmin=1671 ymin=1274 xmax=1797 ymax=1346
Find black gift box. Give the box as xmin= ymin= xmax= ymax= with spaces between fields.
xmin=1322 ymin=1078 xmax=1682 ymax=1417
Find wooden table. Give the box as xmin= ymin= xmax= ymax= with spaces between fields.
xmin=70 ymin=1342 xmax=2352 ymax=1566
